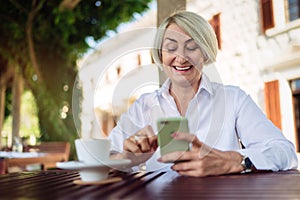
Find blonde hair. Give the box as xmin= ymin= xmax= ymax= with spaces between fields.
xmin=152 ymin=11 xmax=218 ymax=65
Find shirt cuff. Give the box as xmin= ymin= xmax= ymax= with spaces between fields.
xmin=236 ymin=148 xmax=274 ymax=171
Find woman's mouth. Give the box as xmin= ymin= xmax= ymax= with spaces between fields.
xmin=173 ymin=66 xmax=193 ymax=71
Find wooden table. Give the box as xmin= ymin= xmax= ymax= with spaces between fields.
xmin=0 ymin=151 xmax=68 ymax=173
xmin=0 ymin=170 xmax=299 ymax=199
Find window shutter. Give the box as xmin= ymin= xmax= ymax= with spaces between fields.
xmin=209 ymin=13 xmax=221 ymax=49
xmin=264 ymin=80 xmax=282 ymax=129
xmin=260 ymin=0 xmax=275 ymax=33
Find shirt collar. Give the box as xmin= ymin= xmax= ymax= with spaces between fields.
xmin=159 ymin=73 xmax=214 ymax=99
xmin=160 ymin=79 xmax=171 ymax=99
xmin=197 ymin=73 xmax=214 ymax=96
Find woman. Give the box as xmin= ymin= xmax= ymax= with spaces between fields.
xmin=108 ymin=11 xmax=298 ymax=176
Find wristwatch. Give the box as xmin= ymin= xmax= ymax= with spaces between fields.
xmin=241 ymin=155 xmax=253 ymax=173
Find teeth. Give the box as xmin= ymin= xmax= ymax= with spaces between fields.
xmin=174 ymin=66 xmax=192 ymax=71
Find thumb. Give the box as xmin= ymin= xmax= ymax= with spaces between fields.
xmin=172 ymin=132 xmax=203 ymax=147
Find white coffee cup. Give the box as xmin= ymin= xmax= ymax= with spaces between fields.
xmin=75 ymin=138 xmax=111 ymax=164
xmin=75 ymin=138 xmax=111 ymax=182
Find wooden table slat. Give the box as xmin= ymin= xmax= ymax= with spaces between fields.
xmin=0 ymin=170 xmax=299 ymax=199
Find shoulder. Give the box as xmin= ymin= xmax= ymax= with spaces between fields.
xmin=201 ymin=73 xmax=247 ymax=98
xmin=129 ymin=90 xmax=160 ymax=109
xmin=211 ymin=81 xmax=247 ymax=96
xmin=136 ymin=90 xmax=159 ymax=102
xmin=210 ymin=82 xmax=249 ymax=106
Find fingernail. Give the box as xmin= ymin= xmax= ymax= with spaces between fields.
xmin=171 ymin=132 xmax=178 ymax=137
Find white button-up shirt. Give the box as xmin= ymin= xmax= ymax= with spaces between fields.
xmin=108 ymin=73 xmax=298 ymax=172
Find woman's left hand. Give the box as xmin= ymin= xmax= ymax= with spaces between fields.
xmin=158 ymin=132 xmax=244 ymax=177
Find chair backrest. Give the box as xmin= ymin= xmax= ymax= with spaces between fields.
xmin=30 ymin=142 xmax=71 ymax=162
xmin=5 ymin=142 xmax=71 ymax=173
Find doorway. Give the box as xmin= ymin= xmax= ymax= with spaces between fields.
xmin=291 ymin=78 xmax=300 ymax=151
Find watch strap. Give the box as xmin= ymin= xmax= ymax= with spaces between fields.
xmin=241 ymin=155 xmax=253 ymax=173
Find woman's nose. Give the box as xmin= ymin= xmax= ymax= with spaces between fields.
xmin=175 ymin=54 xmax=187 ymax=64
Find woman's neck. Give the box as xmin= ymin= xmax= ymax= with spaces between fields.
xmin=169 ymin=79 xmax=201 ymax=115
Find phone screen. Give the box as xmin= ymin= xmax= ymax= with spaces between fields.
xmin=157 ymin=117 xmax=190 ymax=156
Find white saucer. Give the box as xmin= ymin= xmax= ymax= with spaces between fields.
xmin=57 ymin=159 xmax=131 ymax=182
xmin=56 ymin=159 xmax=131 ymax=170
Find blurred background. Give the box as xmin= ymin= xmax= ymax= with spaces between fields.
xmin=1 ymin=0 xmax=300 ymax=159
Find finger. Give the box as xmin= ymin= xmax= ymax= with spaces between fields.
xmin=164 ymin=132 xmax=214 ymax=160
xmin=123 ymin=138 xmax=142 ymax=153
xmin=174 ymin=161 xmax=220 ymax=177
xmin=158 ymin=151 xmax=196 ymax=163
xmin=143 ymin=125 xmax=157 ymax=146
xmin=172 ymin=132 xmax=203 ymax=147
xmin=128 ymin=135 xmax=152 ymax=153
xmin=176 ymin=169 xmax=207 ymax=177
xmin=134 ymin=137 xmax=157 ymax=153
xmin=135 ymin=126 xmax=158 ymax=152
xmin=171 ymin=160 xmax=208 ymax=177
xmin=135 ymin=125 xmax=155 ymax=138
xmin=138 ymin=139 xmax=152 ymax=152
xmin=171 ymin=159 xmax=201 ymax=172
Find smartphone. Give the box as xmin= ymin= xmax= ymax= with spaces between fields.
xmin=157 ymin=117 xmax=190 ymax=157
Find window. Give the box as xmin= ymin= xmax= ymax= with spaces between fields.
xmin=261 ymin=0 xmax=300 ymax=34
xmin=209 ymin=13 xmax=222 ymax=49
xmin=291 ymin=78 xmax=300 ymax=92
xmin=288 ymin=0 xmax=300 ymax=21
xmin=260 ymin=0 xmax=275 ymax=33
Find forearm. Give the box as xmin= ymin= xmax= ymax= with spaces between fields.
xmin=237 ymin=140 xmax=298 ymax=171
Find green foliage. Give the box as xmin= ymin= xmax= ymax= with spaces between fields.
xmin=20 ymin=91 xmax=39 ymax=138
xmin=3 ymin=90 xmax=40 ymax=139
xmin=0 ymin=0 xmax=152 ymax=158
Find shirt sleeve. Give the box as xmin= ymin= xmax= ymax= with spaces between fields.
xmin=235 ymin=91 xmax=298 ymax=171
xmin=108 ymin=95 xmax=147 ymax=153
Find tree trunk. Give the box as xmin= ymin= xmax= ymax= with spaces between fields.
xmin=26 ymin=0 xmax=45 ymax=81
xmin=59 ymin=0 xmax=81 ymax=11
xmin=0 ymin=81 xmax=6 ymax=149
xmin=0 ymin=66 xmax=14 ymax=149
xmin=157 ymin=0 xmax=186 ymax=86
xmin=11 ymin=72 xmax=23 ymax=146
xmin=157 ymin=0 xmax=186 ymax=25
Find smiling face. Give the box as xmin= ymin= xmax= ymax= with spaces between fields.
xmin=161 ymin=23 xmax=205 ymax=88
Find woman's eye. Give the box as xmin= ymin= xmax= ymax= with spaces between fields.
xmin=164 ymin=43 xmax=178 ymax=52
xmin=186 ymin=45 xmax=198 ymax=51
xmin=167 ymin=48 xmax=176 ymax=52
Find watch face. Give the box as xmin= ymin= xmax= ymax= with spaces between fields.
xmin=245 ymin=157 xmax=253 ymax=169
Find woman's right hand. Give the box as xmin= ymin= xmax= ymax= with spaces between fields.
xmin=123 ymin=125 xmax=158 ymax=167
